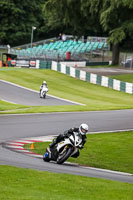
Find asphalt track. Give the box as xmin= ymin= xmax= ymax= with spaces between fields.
xmin=0 ymin=80 xmax=81 ymax=106
xmin=78 ymin=67 xmax=133 ymax=76
xmin=0 ymin=80 xmax=133 ymax=183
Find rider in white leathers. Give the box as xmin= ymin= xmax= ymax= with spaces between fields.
xmin=49 ymin=123 xmax=89 ymax=157
xmin=40 ymin=81 xmax=48 ymax=98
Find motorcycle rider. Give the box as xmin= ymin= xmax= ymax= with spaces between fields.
xmin=49 ymin=123 xmax=89 ymax=157
xmin=40 ymin=81 xmax=48 ymax=98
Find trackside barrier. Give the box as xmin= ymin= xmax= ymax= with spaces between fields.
xmin=86 ymin=61 xmax=109 ymax=66
xmin=51 ymin=61 xmax=133 ymax=94
xmin=37 ymin=60 xmax=52 ymax=69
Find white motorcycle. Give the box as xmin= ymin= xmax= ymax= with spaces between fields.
xmin=43 ymin=132 xmax=83 ymax=164
xmin=40 ymin=86 xmax=48 ymax=99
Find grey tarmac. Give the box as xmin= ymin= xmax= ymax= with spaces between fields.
xmin=0 ymin=111 xmax=133 ymax=183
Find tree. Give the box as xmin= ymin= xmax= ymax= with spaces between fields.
xmin=99 ymin=0 xmax=133 ymax=64
xmin=44 ymin=0 xmax=133 ymax=65
xmin=43 ymin=0 xmax=102 ymax=37
xmin=82 ymin=0 xmax=133 ymax=64
xmin=0 ymin=0 xmax=46 ymax=46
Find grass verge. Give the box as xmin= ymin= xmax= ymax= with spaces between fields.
xmin=0 ymin=68 xmax=133 ymax=114
xmin=110 ymin=74 xmax=133 ymax=83
xmin=0 ymin=100 xmax=29 ymax=111
xmin=24 ymin=131 xmax=133 ymax=174
xmin=0 ymin=165 xmax=133 ymax=200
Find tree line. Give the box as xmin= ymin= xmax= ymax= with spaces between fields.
xmin=0 ymin=0 xmax=133 ymax=64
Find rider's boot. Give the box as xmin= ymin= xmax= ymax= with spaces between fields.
xmin=49 ymin=139 xmax=57 ymax=149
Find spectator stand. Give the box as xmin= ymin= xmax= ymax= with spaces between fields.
xmin=9 ymin=35 xmax=110 ymax=65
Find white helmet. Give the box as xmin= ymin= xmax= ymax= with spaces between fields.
xmin=43 ymin=81 xmax=46 ymax=84
xmin=79 ymin=123 xmax=89 ymax=135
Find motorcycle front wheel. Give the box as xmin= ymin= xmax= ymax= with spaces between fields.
xmin=43 ymin=92 xmax=46 ymax=98
xmin=57 ymin=146 xmax=72 ymax=164
xmin=43 ymin=152 xmax=50 ymax=162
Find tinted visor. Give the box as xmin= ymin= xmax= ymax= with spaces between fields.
xmin=81 ymin=127 xmax=87 ymax=133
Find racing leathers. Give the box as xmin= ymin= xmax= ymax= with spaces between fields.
xmin=40 ymin=83 xmax=48 ymax=98
xmin=49 ymin=127 xmax=87 ymax=157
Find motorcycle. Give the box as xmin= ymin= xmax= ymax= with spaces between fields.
xmin=43 ymin=132 xmax=83 ymax=164
xmin=40 ymin=87 xmax=48 ymax=99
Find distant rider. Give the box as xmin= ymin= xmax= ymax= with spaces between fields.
xmin=49 ymin=123 xmax=89 ymax=157
xmin=40 ymin=81 xmax=48 ymax=98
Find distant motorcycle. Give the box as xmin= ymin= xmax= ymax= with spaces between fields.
xmin=43 ymin=132 xmax=83 ymax=164
xmin=40 ymin=86 xmax=48 ymax=99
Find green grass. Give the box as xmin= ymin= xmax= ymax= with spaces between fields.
xmin=0 ymin=67 xmax=133 ymax=114
xmin=25 ymin=131 xmax=133 ymax=174
xmin=1 ymin=68 xmax=133 ymax=197
xmin=0 ymin=165 xmax=133 ymax=200
xmin=0 ymin=100 xmax=29 ymax=111
xmin=110 ymin=74 xmax=133 ymax=83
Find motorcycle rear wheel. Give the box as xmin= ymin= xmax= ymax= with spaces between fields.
xmin=57 ymin=147 xmax=72 ymax=164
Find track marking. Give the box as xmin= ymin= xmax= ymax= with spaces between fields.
xmin=1 ymin=99 xmax=17 ymax=104
xmin=81 ymin=166 xmax=132 ymax=176
xmin=0 ymin=79 xmax=85 ymax=106
xmin=1 ymin=109 xmax=133 ymax=116
xmin=3 ymin=135 xmax=133 ymax=176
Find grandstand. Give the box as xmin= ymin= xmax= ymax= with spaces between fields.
xmin=10 ymin=36 xmax=109 ymax=61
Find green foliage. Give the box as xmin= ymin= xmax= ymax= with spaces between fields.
xmin=108 ymin=28 xmax=126 ymax=44
xmin=0 ymin=0 xmax=46 ymax=46
xmin=43 ymin=0 xmax=65 ymax=31
xmin=44 ymin=0 xmax=133 ymax=64
xmin=0 ymin=0 xmax=133 ymax=51
xmin=44 ymin=0 xmax=133 ymax=44
xmin=100 ymin=0 xmax=133 ymax=44
xmin=43 ymin=0 xmax=102 ymax=36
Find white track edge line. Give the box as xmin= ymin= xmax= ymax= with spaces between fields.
xmin=5 ymin=134 xmax=133 ymax=176
xmin=0 ymin=79 xmax=85 ymax=106
xmin=1 ymin=99 xmax=17 ymax=104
